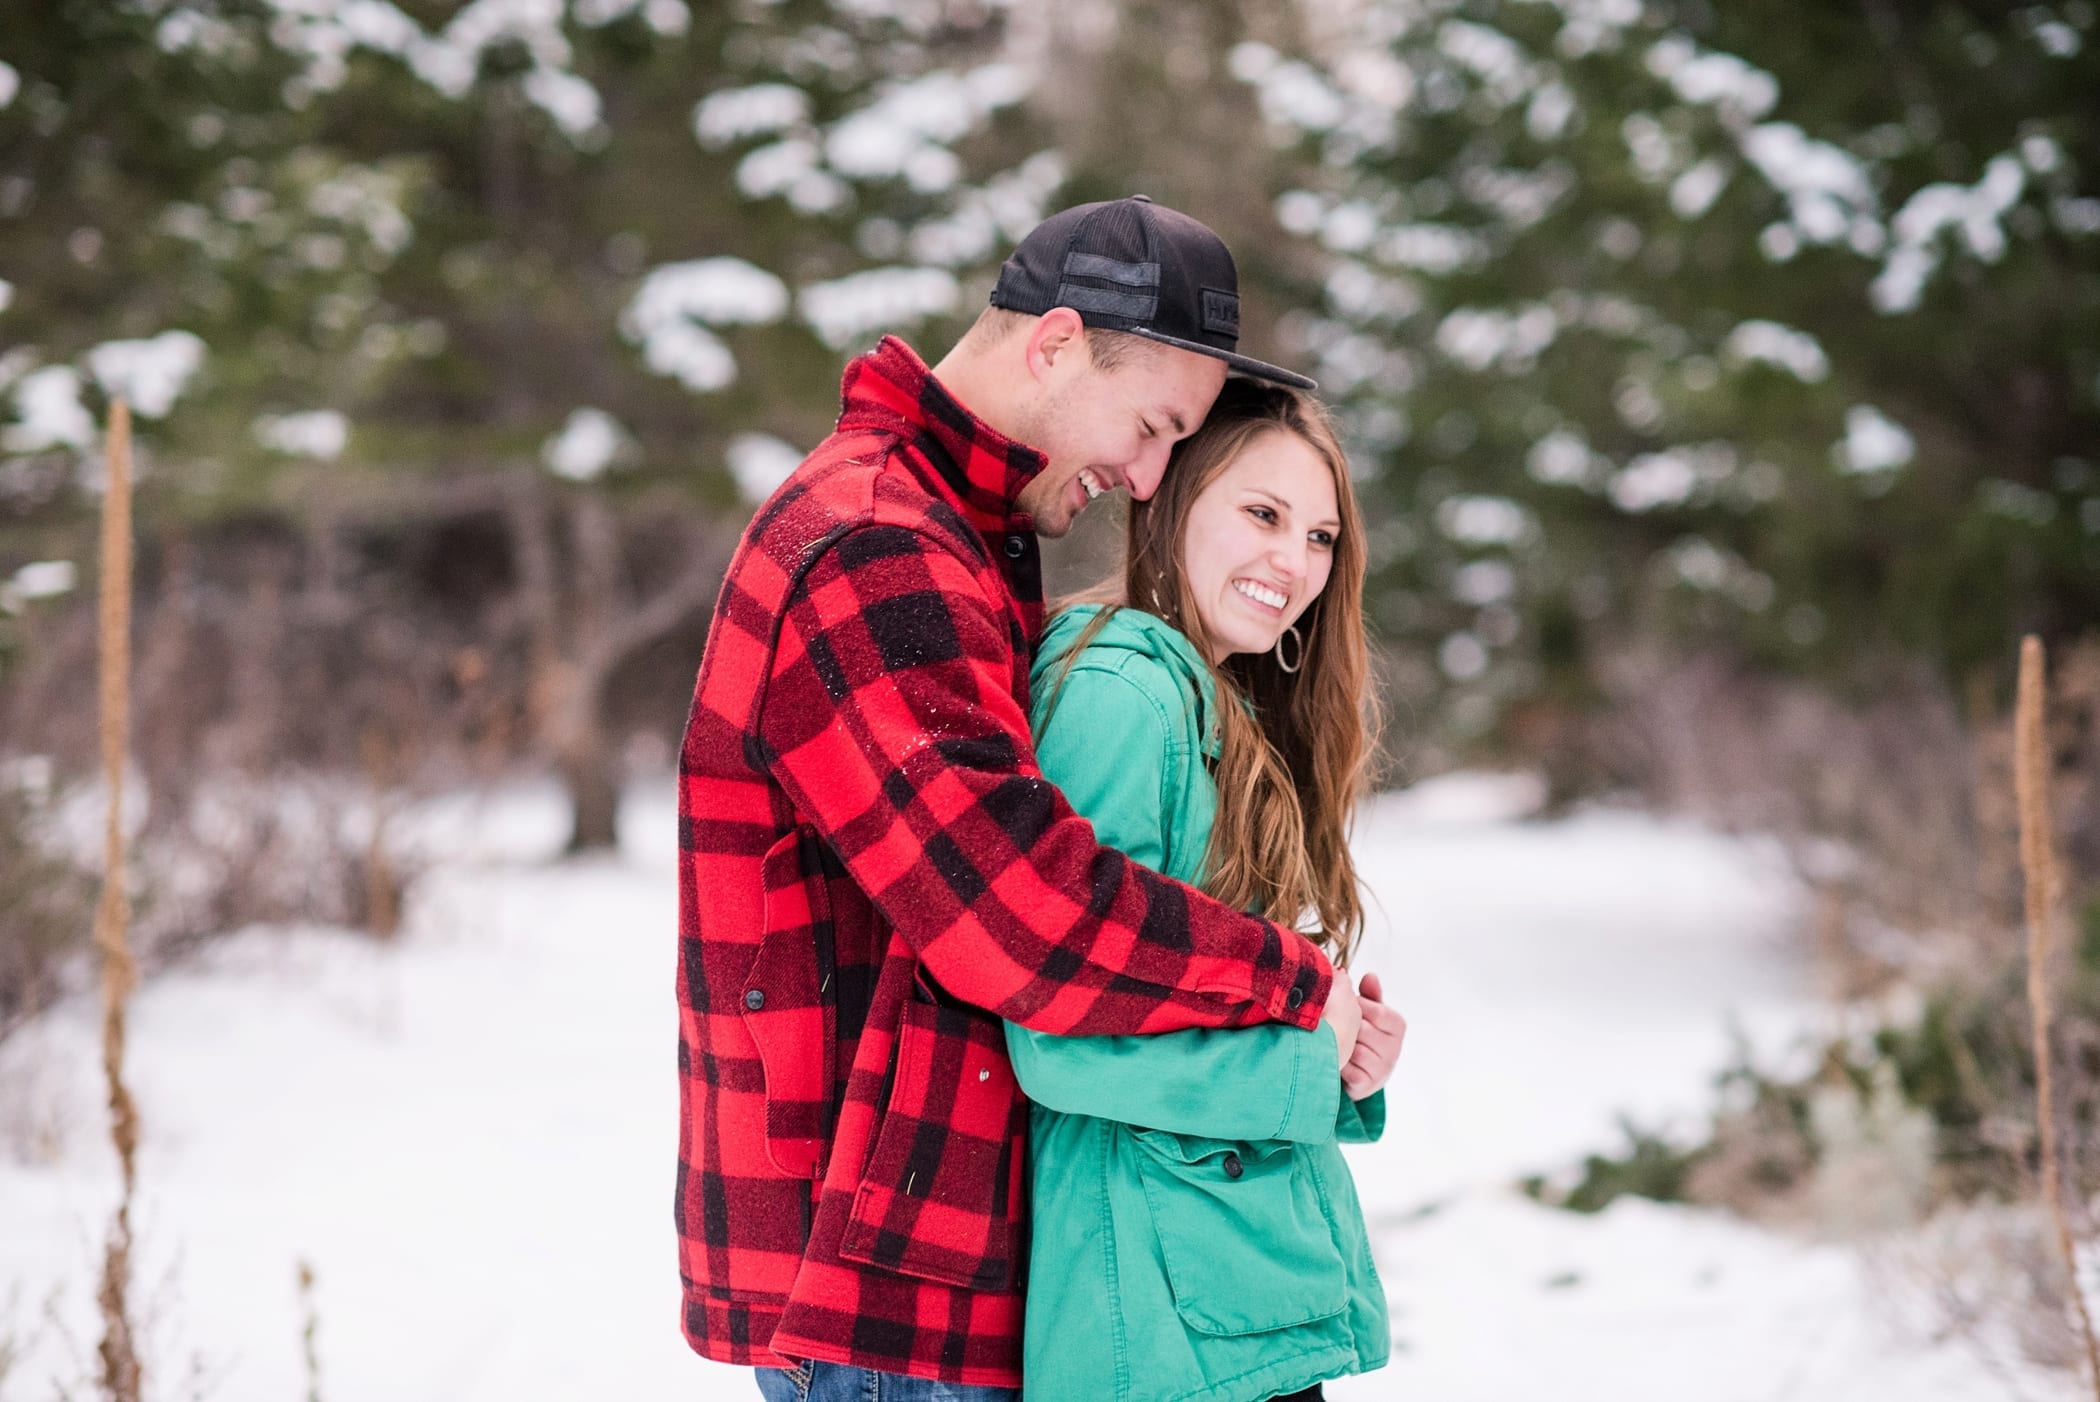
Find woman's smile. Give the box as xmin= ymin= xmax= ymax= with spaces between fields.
xmin=1182 ymin=429 xmax=1340 ymax=662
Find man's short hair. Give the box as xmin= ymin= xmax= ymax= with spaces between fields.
xmin=964 ymin=306 xmax=1163 ymax=374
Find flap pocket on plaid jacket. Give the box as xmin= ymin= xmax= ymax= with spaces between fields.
xmin=743 ymin=828 xmax=836 ymax=1179
xmin=838 ymin=996 xmax=1026 ymax=1292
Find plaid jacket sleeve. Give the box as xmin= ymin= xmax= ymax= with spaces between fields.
xmin=759 ymin=522 xmax=1332 ymax=1035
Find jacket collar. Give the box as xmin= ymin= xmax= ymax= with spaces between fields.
xmin=1040 ymin=605 xmax=1225 ymax=760
xmin=836 ymin=336 xmax=1046 ymax=535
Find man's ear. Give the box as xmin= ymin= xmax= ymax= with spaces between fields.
xmin=1023 ymin=307 xmax=1089 ymax=385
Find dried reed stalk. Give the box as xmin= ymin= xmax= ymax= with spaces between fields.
xmin=93 ymin=400 xmax=142 ymax=1402
xmin=2016 ymin=634 xmax=2100 ymax=1396
xmin=297 ymin=1259 xmax=323 ymax=1402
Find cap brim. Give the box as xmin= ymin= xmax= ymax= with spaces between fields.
xmin=1124 ymin=328 xmax=1317 ymax=391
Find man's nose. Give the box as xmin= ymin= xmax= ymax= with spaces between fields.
xmin=1125 ymin=443 xmax=1171 ymax=501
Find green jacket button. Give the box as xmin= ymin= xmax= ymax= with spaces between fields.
xmin=1222 ymin=1152 xmax=1243 ymax=1179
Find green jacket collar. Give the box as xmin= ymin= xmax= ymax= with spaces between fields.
xmin=1037 ymin=604 xmax=1223 ymax=760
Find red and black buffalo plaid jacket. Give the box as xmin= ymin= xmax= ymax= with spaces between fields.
xmin=676 ymin=336 xmax=1334 ymax=1386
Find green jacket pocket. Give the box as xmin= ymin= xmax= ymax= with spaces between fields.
xmin=1129 ymin=1129 xmax=1348 ymax=1336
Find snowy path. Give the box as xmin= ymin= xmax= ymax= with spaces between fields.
xmin=0 ymin=778 xmax=2064 ymax=1399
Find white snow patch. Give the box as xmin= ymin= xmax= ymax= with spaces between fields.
xmin=1646 ymin=36 xmax=1779 ymax=123
xmin=0 ymin=61 xmax=18 ymax=109
xmin=1668 ymin=158 xmax=1730 ymax=219
xmin=692 ymin=83 xmax=810 ymax=149
xmin=1236 ymin=48 xmax=1349 ymax=132
xmin=541 ymin=407 xmax=631 ymax=482
xmin=1437 ymin=494 xmax=1533 ymax=546
xmin=1437 ymin=20 xmax=1536 ymax=106
xmin=907 ymin=151 xmax=1066 ymax=268
xmin=1527 ymin=429 xmax=1603 ymax=488
xmin=1723 ymin=320 xmax=1830 ymax=382
xmin=1834 ymin=404 xmax=1915 ymax=474
xmin=1611 ymin=451 xmax=1698 ymax=512
xmin=622 ymin=259 xmax=789 ymax=393
xmin=0 ymin=278 xmax=13 ymax=313
xmin=253 ymin=409 xmax=348 ymax=460
xmin=0 ymin=777 xmax=2062 ymax=1400
xmin=629 ymin=258 xmax=788 ymax=329
xmin=735 ymin=138 xmax=850 ymax=213
xmin=5 ymin=366 xmax=96 ymax=453
xmin=823 ymin=67 xmax=1023 ymax=191
xmin=797 ymin=266 xmax=958 ymax=351
xmin=726 ymin=432 xmax=804 ymax=505
xmin=1377 ymin=223 xmax=1490 ymax=274
xmin=522 ymin=65 xmax=602 ymax=137
xmin=7 ymin=559 xmax=76 ymax=602
xmin=308 ymin=169 xmax=413 ymax=258
xmin=574 ymin=0 xmax=687 ymax=32
xmin=1526 ymin=81 xmax=1576 ymax=141
xmin=1438 ymin=631 xmax=1490 ymax=680
xmin=1451 ymin=558 xmax=1517 ymax=606
xmin=1613 ymin=443 xmax=1751 ymax=513
xmin=1436 ymin=305 xmax=1558 ymax=373
xmin=1740 ymin=123 xmax=1878 ymax=247
xmin=1873 ymin=155 xmax=2026 ymax=313
xmin=85 ymin=331 xmax=206 ymax=418
xmin=261 ymin=0 xmax=604 ymax=144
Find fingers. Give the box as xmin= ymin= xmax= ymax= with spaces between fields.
xmin=1340 ymin=1061 xmax=1376 ymax=1099
xmin=1359 ymin=999 xmax=1405 ymax=1042
xmin=1358 ymin=971 xmax=1384 ymax=1005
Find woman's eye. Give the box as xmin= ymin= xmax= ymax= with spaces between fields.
xmin=1310 ymin=529 xmax=1335 ymax=549
xmin=1247 ymin=506 xmax=1276 ymax=524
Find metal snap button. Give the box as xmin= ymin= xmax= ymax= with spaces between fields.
xmin=1004 ymin=535 xmax=1026 ymax=559
xmin=744 ymin=988 xmax=765 ymax=1011
xmin=1286 ymin=986 xmax=1305 ymax=1010
xmin=1222 ymin=1152 xmax=1244 ymax=1179
xmin=978 ymin=1067 xmax=991 ymax=1081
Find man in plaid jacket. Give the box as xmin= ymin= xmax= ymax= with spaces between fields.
xmin=678 ymin=198 xmax=1343 ymax=1400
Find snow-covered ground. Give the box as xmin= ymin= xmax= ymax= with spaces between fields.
xmin=0 ymin=775 xmax=2068 ymax=1400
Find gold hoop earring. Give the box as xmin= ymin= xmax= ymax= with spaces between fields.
xmin=1274 ymin=625 xmax=1303 ymax=674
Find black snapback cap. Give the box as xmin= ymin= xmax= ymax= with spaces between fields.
xmin=989 ymin=196 xmax=1316 ymax=391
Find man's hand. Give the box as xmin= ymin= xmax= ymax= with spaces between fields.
xmin=1321 ymin=976 xmax=1363 ymax=1066
xmin=1340 ymin=971 xmax=1405 ymax=1102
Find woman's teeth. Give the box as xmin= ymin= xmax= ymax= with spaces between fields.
xmin=1233 ymin=579 xmax=1287 ymax=609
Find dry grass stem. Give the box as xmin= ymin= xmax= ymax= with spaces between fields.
xmin=2016 ymin=634 xmax=2100 ymax=1397
xmin=92 ymin=400 xmax=142 ymax=1402
xmin=297 ymin=1259 xmax=322 ymax=1402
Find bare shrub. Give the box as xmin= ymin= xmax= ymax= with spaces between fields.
xmin=1569 ymin=636 xmax=2100 ymax=1382
xmin=0 ymin=770 xmax=97 ymax=1042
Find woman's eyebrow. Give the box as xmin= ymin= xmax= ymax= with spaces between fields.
xmin=1244 ymin=484 xmax=1341 ymax=528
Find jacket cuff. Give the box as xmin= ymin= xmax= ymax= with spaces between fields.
xmin=1337 ymin=1087 xmax=1387 ymax=1144
xmin=1265 ymin=928 xmax=1334 ymax=1031
xmin=1275 ymin=1022 xmax=1343 ymax=1143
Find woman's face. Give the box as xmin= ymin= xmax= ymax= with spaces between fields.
xmin=1179 ymin=428 xmax=1340 ymax=664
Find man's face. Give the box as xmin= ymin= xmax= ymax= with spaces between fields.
xmin=1014 ymin=341 xmax=1228 ymax=538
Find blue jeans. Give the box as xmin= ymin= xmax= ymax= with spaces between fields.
xmin=754 ymin=1360 xmax=1017 ymax=1402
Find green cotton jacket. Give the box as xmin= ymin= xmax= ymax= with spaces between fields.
xmin=1006 ymin=606 xmax=1389 ymax=1402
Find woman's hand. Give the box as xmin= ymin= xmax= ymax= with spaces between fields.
xmin=1321 ymin=977 xmax=1363 ymax=1066
xmin=1340 ymin=972 xmax=1405 ymax=1102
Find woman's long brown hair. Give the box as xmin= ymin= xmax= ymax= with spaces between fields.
xmin=1054 ymin=379 xmax=1377 ymax=965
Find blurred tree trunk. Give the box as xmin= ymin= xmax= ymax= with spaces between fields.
xmin=506 ymin=477 xmax=728 ymax=853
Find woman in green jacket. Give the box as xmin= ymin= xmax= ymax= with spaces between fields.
xmin=1007 ymin=380 xmax=1401 ymax=1402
